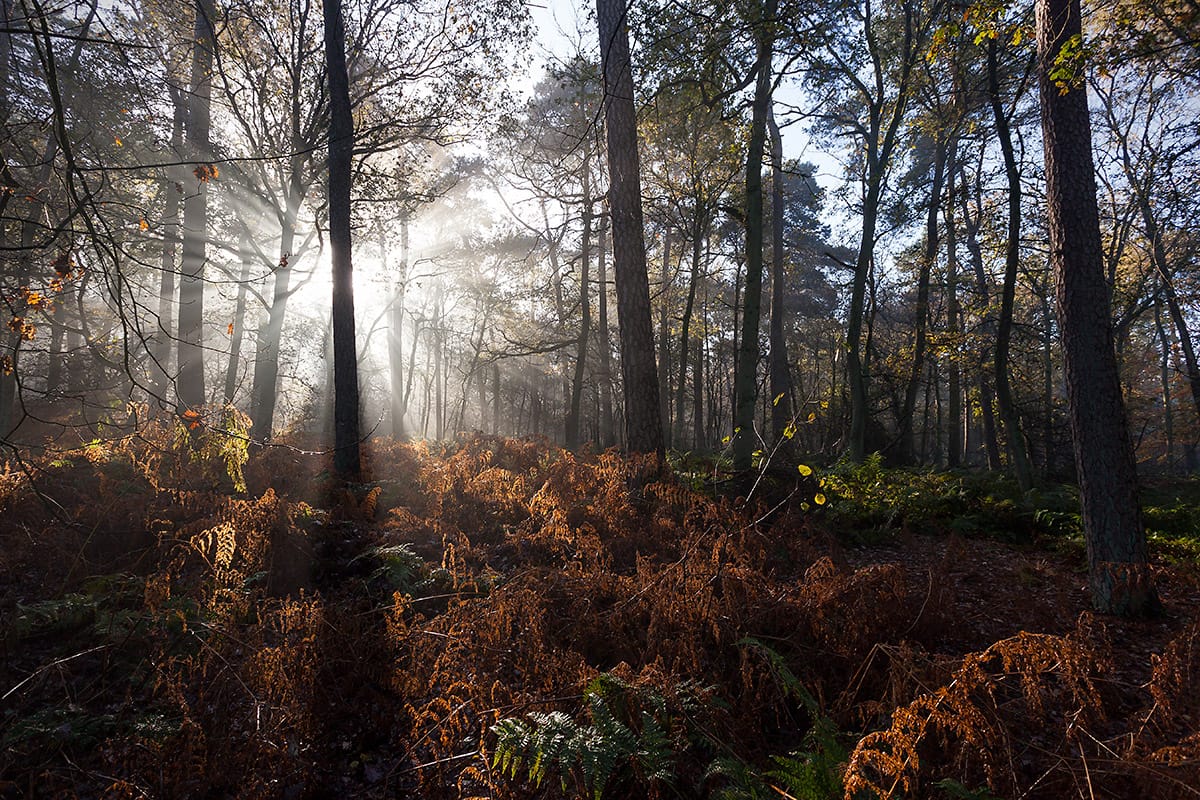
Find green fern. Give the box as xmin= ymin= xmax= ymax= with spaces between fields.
xmin=491 ymin=673 xmax=678 ymax=799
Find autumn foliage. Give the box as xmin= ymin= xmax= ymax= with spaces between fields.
xmin=1 ymin=430 xmax=1198 ymax=798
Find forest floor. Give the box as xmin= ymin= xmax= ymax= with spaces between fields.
xmin=1 ymin=425 xmax=1199 ymax=799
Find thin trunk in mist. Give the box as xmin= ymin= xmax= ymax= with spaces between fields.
xmin=389 ymin=215 xmax=409 ymax=438
xmin=324 ymin=0 xmax=360 ymax=477
xmin=675 ymin=223 xmax=703 ymax=450
xmin=565 ymin=167 xmax=593 ymax=450
xmin=177 ymin=0 xmax=216 ymax=411
xmin=732 ymin=5 xmax=774 ymax=472
xmin=596 ymin=210 xmax=616 ymax=447
xmin=988 ymin=38 xmax=1035 ymax=490
xmin=596 ymin=0 xmax=664 ymax=457
xmin=152 ymin=92 xmax=185 ymax=404
xmin=1036 ymin=0 xmax=1157 ymax=615
xmin=899 ymin=135 xmax=945 ymax=463
xmin=767 ymin=105 xmax=793 ymax=455
xmin=223 ymin=231 xmax=254 ymax=404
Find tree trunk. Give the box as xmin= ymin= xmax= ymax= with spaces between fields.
xmin=732 ymin=1 xmax=775 ymax=471
xmin=223 ymin=230 xmax=253 ymax=404
xmin=324 ymin=0 xmax=360 ymax=477
xmin=658 ymin=231 xmax=672 ymax=445
xmin=988 ymin=38 xmax=1035 ymax=490
xmin=152 ymin=92 xmax=185 ymax=404
xmin=960 ymin=171 xmax=1003 ymax=469
xmin=1155 ymin=301 xmax=1174 ymax=473
xmin=595 ymin=0 xmax=664 ymax=457
xmin=945 ymin=148 xmax=962 ymax=468
xmin=767 ymin=104 xmax=793 ymax=454
xmin=674 ymin=220 xmax=703 ymax=449
xmin=899 ymin=134 xmax=946 ymax=463
xmin=389 ymin=214 xmax=409 ymax=438
xmin=1036 ymin=0 xmax=1158 ymax=615
xmin=596 ymin=209 xmax=616 ymax=446
xmin=566 ymin=169 xmax=592 ymax=450
xmin=177 ymin=0 xmax=217 ymax=411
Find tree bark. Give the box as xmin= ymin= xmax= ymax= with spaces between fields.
xmin=388 ymin=214 xmax=409 ymax=438
xmin=324 ymin=0 xmax=360 ymax=477
xmin=596 ymin=0 xmax=664 ymax=457
xmin=152 ymin=92 xmax=185 ymax=404
xmin=988 ymin=37 xmax=1035 ymax=490
xmin=596 ymin=209 xmax=616 ymax=447
xmin=899 ymin=134 xmax=945 ymax=463
xmin=1036 ymin=0 xmax=1158 ymax=615
xmin=223 ymin=230 xmax=253 ymax=404
xmin=767 ymin=103 xmax=793 ymax=454
xmin=566 ymin=169 xmax=592 ymax=450
xmin=732 ymin=0 xmax=775 ymax=471
xmin=177 ymin=0 xmax=217 ymax=411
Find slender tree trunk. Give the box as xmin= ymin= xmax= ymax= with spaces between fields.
xmin=1155 ymin=301 xmax=1175 ymax=473
xmin=596 ymin=0 xmax=664 ymax=457
xmin=732 ymin=2 xmax=775 ymax=471
xmin=767 ymin=104 xmax=793 ymax=453
xmin=1037 ymin=0 xmax=1157 ymax=615
xmin=960 ymin=172 xmax=1003 ymax=469
xmin=152 ymin=92 xmax=185 ymax=404
xmin=988 ymin=38 xmax=1035 ymax=490
xmin=675 ymin=222 xmax=703 ymax=449
xmin=945 ymin=149 xmax=962 ymax=468
xmin=596 ymin=209 xmax=616 ymax=446
xmin=658 ymin=231 xmax=672 ymax=445
xmin=177 ymin=0 xmax=217 ymax=411
xmin=566 ymin=172 xmax=592 ymax=450
xmin=223 ymin=230 xmax=253 ymax=404
xmin=389 ymin=214 xmax=409 ymax=437
xmin=899 ymin=134 xmax=946 ymax=463
xmin=324 ymin=0 xmax=360 ymax=477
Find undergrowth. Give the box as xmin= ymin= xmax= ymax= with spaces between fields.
xmin=0 ymin=430 xmax=1197 ymax=798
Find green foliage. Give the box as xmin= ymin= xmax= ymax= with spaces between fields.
xmin=491 ymin=673 xmax=678 ymax=799
xmin=174 ymin=405 xmax=252 ymax=492
xmin=352 ymin=543 xmax=428 ymax=595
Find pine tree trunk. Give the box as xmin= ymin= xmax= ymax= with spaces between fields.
xmin=223 ymin=230 xmax=253 ymax=404
xmin=595 ymin=0 xmax=663 ymax=457
xmin=566 ymin=169 xmax=592 ymax=450
xmin=1036 ymin=0 xmax=1158 ymax=615
xmin=732 ymin=1 xmax=775 ymax=471
xmin=324 ymin=0 xmax=360 ymax=477
xmin=767 ymin=104 xmax=793 ymax=454
xmin=596 ymin=209 xmax=616 ymax=447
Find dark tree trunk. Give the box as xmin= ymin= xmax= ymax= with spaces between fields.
xmin=324 ymin=0 xmax=360 ymax=477
xmin=675 ymin=222 xmax=703 ymax=449
xmin=1036 ymin=0 xmax=1158 ymax=615
xmin=945 ymin=148 xmax=962 ymax=468
xmin=899 ymin=134 xmax=946 ymax=463
xmin=658 ymin=231 xmax=672 ymax=445
xmin=960 ymin=172 xmax=1003 ymax=469
xmin=177 ymin=0 xmax=216 ymax=411
xmin=988 ymin=38 xmax=1035 ymax=490
xmin=767 ymin=104 xmax=793 ymax=454
xmin=732 ymin=1 xmax=775 ymax=471
xmin=596 ymin=0 xmax=664 ymax=457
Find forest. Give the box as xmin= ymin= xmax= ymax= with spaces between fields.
xmin=2 ymin=0 xmax=1200 ymax=797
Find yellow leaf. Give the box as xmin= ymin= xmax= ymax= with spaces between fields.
xmin=114 ymin=136 xmax=123 ymax=147
xmin=227 ymin=322 xmax=235 ymax=335
xmin=798 ymin=464 xmax=813 ymax=477
xmin=814 ymin=493 xmax=827 ymax=505
xmin=139 ymin=218 xmax=149 ymax=231
xmin=807 ymin=412 xmax=817 ymax=423
xmin=1011 ymin=27 xmax=1022 ymax=46
xmin=772 ymin=392 xmax=785 ymax=407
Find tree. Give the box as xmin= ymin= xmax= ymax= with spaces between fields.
xmin=176 ymin=0 xmax=216 ymax=412
xmin=324 ymin=0 xmax=360 ymax=477
xmin=1036 ymin=0 xmax=1158 ymax=615
xmin=596 ymin=0 xmax=664 ymax=457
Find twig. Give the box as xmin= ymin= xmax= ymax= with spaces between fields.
xmin=3 ymin=645 xmax=108 ymax=700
